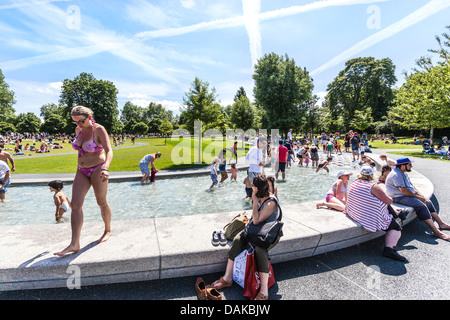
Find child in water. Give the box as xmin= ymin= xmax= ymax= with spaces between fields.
xmin=230 ymin=162 xmax=239 ymax=182
xmin=210 ymin=157 xmax=220 ymax=189
xmin=316 ymin=157 xmax=333 ymax=173
xmin=243 ymin=170 xmax=253 ymax=199
xmin=48 ymin=180 xmax=71 ymax=222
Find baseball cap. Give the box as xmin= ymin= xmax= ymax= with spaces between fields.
xmin=360 ymin=165 xmax=373 ymax=176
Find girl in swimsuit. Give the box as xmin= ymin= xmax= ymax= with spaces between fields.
xmin=316 ymin=171 xmax=352 ymax=212
xmin=55 ymin=106 xmax=113 ymax=256
xmin=48 ymin=180 xmax=71 ymax=223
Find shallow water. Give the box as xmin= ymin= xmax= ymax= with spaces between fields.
xmin=0 ymin=156 xmax=362 ymax=226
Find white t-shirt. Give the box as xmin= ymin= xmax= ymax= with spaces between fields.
xmin=0 ymin=160 xmax=10 ymax=180
xmin=246 ymin=146 xmax=263 ymax=174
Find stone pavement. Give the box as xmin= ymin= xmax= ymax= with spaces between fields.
xmin=0 ymin=149 xmax=442 ymax=299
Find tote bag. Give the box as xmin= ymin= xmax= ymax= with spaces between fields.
xmin=242 ymin=247 xmax=275 ymax=300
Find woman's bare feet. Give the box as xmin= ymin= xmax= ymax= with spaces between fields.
xmin=54 ymin=244 xmax=80 ymax=256
xmin=316 ymin=203 xmax=324 ymax=209
xmin=98 ymin=230 xmax=111 ymax=243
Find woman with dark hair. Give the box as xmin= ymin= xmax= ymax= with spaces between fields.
xmin=210 ymin=175 xmax=282 ymax=300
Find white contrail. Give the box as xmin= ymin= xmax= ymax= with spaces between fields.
xmin=0 ymin=0 xmax=73 ymax=10
xmin=242 ymin=0 xmax=262 ymax=67
xmin=311 ymin=0 xmax=450 ymax=76
xmin=135 ymin=0 xmax=390 ymax=40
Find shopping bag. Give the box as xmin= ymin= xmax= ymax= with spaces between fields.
xmin=242 ymin=248 xmax=275 ymax=300
xmin=232 ymin=249 xmax=249 ymax=288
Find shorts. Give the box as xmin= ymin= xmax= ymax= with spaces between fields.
xmin=248 ymin=171 xmax=260 ymax=184
xmin=351 ymin=145 xmax=359 ymax=151
xmin=0 ymin=178 xmax=10 ymax=194
xmin=245 ymin=187 xmax=253 ymax=197
xmin=277 ymin=162 xmax=286 ymax=172
xmin=210 ymin=174 xmax=218 ymax=184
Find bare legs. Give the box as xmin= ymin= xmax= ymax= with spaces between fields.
xmin=54 ymin=167 xmax=111 ymax=256
xmin=316 ymin=197 xmax=346 ymax=212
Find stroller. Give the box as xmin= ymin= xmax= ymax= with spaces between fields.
xmin=422 ymin=140 xmax=430 ymax=153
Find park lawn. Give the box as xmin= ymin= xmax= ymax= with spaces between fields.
xmin=389 ymin=150 xmax=450 ymax=162
xmin=369 ymin=137 xmax=422 ymax=149
xmin=12 ymin=137 xmax=250 ymax=174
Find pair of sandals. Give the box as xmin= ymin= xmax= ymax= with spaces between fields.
xmin=195 ymin=277 xmax=223 ymax=300
xmin=195 ymin=277 xmax=269 ymax=300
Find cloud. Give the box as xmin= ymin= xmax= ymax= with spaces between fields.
xmin=135 ymin=0 xmax=389 ymax=40
xmin=311 ymin=0 xmax=450 ymax=76
xmin=180 ymin=0 xmax=195 ymax=9
xmin=126 ymin=0 xmax=178 ymax=29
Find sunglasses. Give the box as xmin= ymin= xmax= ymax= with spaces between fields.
xmin=72 ymin=116 xmax=89 ymax=125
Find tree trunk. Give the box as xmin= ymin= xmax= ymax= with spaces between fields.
xmin=430 ymin=127 xmax=434 ymax=144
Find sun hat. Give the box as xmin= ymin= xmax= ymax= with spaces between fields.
xmin=396 ymin=157 xmax=413 ymax=165
xmin=360 ymin=165 xmax=373 ymax=176
xmin=337 ymin=170 xmax=353 ymax=178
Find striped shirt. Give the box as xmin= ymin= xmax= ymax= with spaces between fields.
xmin=344 ymin=179 xmax=392 ymax=232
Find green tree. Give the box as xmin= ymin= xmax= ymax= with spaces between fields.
xmin=40 ymin=103 xmax=65 ymax=120
xmin=120 ymin=101 xmax=145 ymax=123
xmin=131 ymin=122 xmax=149 ymax=135
xmin=253 ymin=53 xmax=314 ymax=136
xmin=181 ymin=77 xmax=219 ymax=133
xmin=230 ymin=95 xmax=255 ymax=130
xmin=234 ymin=86 xmax=248 ymax=101
xmin=59 ymin=72 xmax=119 ymax=132
xmin=0 ymin=122 xmax=16 ymax=134
xmin=15 ymin=112 xmax=41 ymax=133
xmin=0 ymin=69 xmax=16 ymax=123
xmin=391 ymin=63 xmax=450 ymax=141
xmin=41 ymin=113 xmax=67 ymax=134
xmin=325 ymin=57 xmax=396 ymax=129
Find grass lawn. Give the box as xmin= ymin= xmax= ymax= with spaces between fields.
xmin=389 ymin=150 xmax=450 ymax=162
xmin=369 ymin=137 xmax=423 ymax=149
xmin=11 ymin=137 xmax=250 ymax=174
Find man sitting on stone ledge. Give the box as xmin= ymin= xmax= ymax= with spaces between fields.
xmin=385 ymin=157 xmax=450 ymax=241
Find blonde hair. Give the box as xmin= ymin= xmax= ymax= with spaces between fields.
xmin=71 ymin=106 xmax=93 ymax=117
xmin=357 ymin=173 xmax=374 ymax=181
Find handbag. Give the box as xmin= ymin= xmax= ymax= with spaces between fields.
xmin=223 ymin=211 xmax=249 ymax=241
xmin=242 ymin=197 xmax=283 ymax=249
xmin=242 ymin=246 xmax=275 ymax=300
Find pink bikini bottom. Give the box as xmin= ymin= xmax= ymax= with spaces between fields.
xmin=78 ymin=162 xmax=104 ymax=178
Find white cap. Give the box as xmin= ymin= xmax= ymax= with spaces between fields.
xmin=337 ymin=170 xmax=353 ymax=178
xmin=360 ymin=165 xmax=373 ymax=176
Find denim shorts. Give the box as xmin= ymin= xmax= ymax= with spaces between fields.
xmin=0 ymin=178 xmax=10 ymax=194
xmin=393 ymin=196 xmax=437 ymax=221
xmin=210 ymin=174 xmax=218 ymax=184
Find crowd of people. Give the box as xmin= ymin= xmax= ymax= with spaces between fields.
xmin=1 ymin=119 xmax=450 ymax=300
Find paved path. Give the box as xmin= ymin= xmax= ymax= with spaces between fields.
xmin=1 ymin=149 xmax=449 ymax=300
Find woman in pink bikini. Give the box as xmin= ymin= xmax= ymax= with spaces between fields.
xmin=55 ymin=106 xmax=113 ymax=256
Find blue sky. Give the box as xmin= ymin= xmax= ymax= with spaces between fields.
xmin=1 ymin=0 xmax=449 ymax=118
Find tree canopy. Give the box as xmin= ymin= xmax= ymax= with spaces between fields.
xmin=253 ymin=53 xmax=314 ymax=137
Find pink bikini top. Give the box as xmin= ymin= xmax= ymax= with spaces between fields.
xmin=72 ymin=121 xmax=104 ymax=157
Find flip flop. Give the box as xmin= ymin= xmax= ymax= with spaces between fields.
xmin=206 ymin=287 xmax=222 ymax=300
xmin=195 ymin=277 xmax=208 ymax=300
xmin=212 ymin=276 xmax=232 ymax=290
